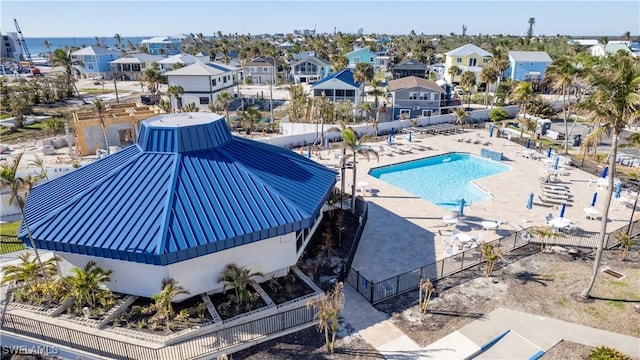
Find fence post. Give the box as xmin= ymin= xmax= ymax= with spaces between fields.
xmin=369 ymin=280 xmax=374 ymax=303
xmin=356 ymin=270 xmax=360 ymax=293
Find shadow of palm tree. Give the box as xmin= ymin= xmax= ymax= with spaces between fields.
xmin=427 ymin=309 xmax=486 ymax=319
xmin=588 ymin=296 xmax=640 ymax=303
xmin=514 ymin=271 xmax=552 ymax=286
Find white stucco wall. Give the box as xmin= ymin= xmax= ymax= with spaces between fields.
xmin=58 ymin=231 xmax=298 ymax=301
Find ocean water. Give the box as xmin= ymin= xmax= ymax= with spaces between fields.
xmin=23 ymin=36 xmax=151 ymax=58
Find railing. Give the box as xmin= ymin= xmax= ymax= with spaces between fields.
xmin=346 ymin=217 xmax=640 ymax=304
xmin=1 ymin=235 xmax=25 ymax=254
xmin=340 ymin=200 xmax=368 ymax=283
xmin=1 ymin=301 xmax=316 ymax=360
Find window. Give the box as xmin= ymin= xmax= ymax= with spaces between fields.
xmin=370 ymin=57 xmax=374 ymax=63
xmin=456 ymin=58 xmax=462 ymax=63
xmin=223 ymin=76 xmax=227 ymax=83
xmin=409 ymin=92 xmax=417 ymax=100
xmin=399 ymin=109 xmax=411 ymax=119
xmin=483 ymin=58 xmax=489 ymax=63
xmin=335 ymin=89 xmax=345 ymax=96
xmin=432 ymin=93 xmax=439 ymax=101
xmin=345 ymin=90 xmax=355 ymax=97
xmin=353 ymin=57 xmax=360 ymax=64
xmin=199 ymin=97 xmax=209 ymax=105
xmin=263 ymin=67 xmax=269 ymax=72
xmin=88 ymin=64 xmax=94 ymax=70
xmin=468 ymin=58 xmax=477 ymax=67
xmin=419 ymin=92 xmax=429 ymax=100
xmin=422 ymin=110 xmax=432 ymax=117
xmin=212 ymin=79 xmax=217 ymax=86
xmin=250 ymin=67 xmax=256 ymax=72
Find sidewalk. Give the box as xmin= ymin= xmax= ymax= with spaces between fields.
xmin=341 ymin=284 xmax=640 ymax=359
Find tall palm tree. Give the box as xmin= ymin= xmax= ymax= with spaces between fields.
xmin=545 ymin=56 xmax=580 ymax=153
xmin=453 ymin=107 xmax=470 ymax=128
xmin=510 ymin=82 xmax=534 ymax=138
xmin=93 ymin=99 xmax=110 ymax=155
xmin=489 ymin=46 xmax=510 ymax=106
xmin=306 ymin=282 xmax=344 ymax=353
xmin=142 ymin=62 xmax=164 ymax=95
xmin=153 ymin=278 xmax=190 ymax=321
xmin=527 ymin=17 xmax=536 ymax=40
xmin=480 ymin=66 xmax=498 ymax=108
xmin=212 ymin=91 xmax=234 ymax=128
xmin=66 ymin=261 xmax=113 ymax=309
xmin=339 ymin=127 xmax=379 ymax=213
xmin=447 ymin=65 xmax=461 ymax=85
xmin=42 ymin=40 xmax=52 ymax=60
xmin=579 ymin=53 xmax=640 ymax=299
xmin=460 ymin=70 xmax=476 ymax=109
xmin=368 ymin=79 xmax=385 ymax=111
xmin=167 ymin=85 xmax=184 ymax=113
xmin=353 ymin=63 xmax=374 ymax=108
xmin=51 ymin=48 xmax=83 ymax=100
xmin=0 ymin=153 xmax=54 ymax=306
xmin=240 ymin=106 xmax=262 ymax=134
xmin=113 ymin=33 xmax=122 ymax=49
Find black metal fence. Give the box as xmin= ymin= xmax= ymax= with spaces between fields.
xmin=345 ymin=217 xmax=640 ymax=304
xmin=1 ymin=303 xmax=316 ymax=360
xmin=339 ymin=199 xmax=368 ymax=282
xmin=0 ymin=235 xmax=25 ymax=254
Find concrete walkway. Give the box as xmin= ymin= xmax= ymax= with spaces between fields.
xmin=341 ymin=286 xmax=640 ymax=359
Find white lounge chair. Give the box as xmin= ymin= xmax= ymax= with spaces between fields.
xmin=443 ymin=244 xmax=460 ymax=258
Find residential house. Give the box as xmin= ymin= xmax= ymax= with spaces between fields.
xmin=70 ymin=46 xmax=120 ymax=79
xmin=242 ymin=56 xmax=285 ymax=85
xmin=506 ymin=51 xmax=553 ymax=84
xmin=19 ymin=113 xmax=337 ymax=299
xmin=291 ymin=50 xmax=317 ymax=62
xmin=157 ymin=53 xmax=197 ymax=72
xmin=388 ymin=76 xmax=453 ymax=120
xmin=164 ymin=61 xmax=237 ymax=111
xmin=290 ymin=55 xmax=331 ymax=84
xmin=140 ymin=35 xmax=183 ymax=56
xmin=110 ymin=53 xmax=164 ymax=81
xmin=392 ymin=59 xmax=428 ymax=79
xmin=588 ymin=43 xmax=632 ymax=57
xmin=444 ymin=44 xmax=492 ymax=85
xmin=311 ymin=69 xmax=363 ymax=108
xmin=344 ymin=47 xmax=377 ymax=70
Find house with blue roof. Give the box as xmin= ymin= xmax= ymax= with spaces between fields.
xmin=70 ymin=46 xmax=120 ymax=79
xmin=164 ymin=62 xmax=241 ymax=111
xmin=19 ymin=113 xmax=337 ymax=299
xmin=506 ymin=51 xmax=553 ymax=83
xmin=311 ymin=69 xmax=363 ymax=108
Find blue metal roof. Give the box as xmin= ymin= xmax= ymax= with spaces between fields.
xmin=312 ymin=69 xmax=361 ymax=88
xmin=20 ymin=113 xmax=337 ymax=265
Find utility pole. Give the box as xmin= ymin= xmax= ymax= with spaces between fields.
xmin=112 ymin=66 xmax=120 ymax=104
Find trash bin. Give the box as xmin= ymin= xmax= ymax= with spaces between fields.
xmin=573 ymin=135 xmax=582 ymax=146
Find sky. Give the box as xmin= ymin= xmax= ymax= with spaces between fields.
xmin=2 ymin=0 xmax=639 ymax=38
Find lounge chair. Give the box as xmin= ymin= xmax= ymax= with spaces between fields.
xmin=482 ymin=140 xmax=491 ymax=146
xmin=539 ymin=195 xmax=565 ymax=206
xmin=465 ymin=138 xmax=473 ymax=143
xmin=443 ymin=244 xmax=460 ymax=258
xmin=473 ymin=139 xmax=482 ymax=144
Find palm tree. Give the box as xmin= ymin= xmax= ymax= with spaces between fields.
xmin=152 ymin=278 xmax=190 ymax=322
xmin=578 ymin=53 xmax=640 ymax=299
xmin=531 ymin=226 xmax=564 ymax=251
xmin=453 ymin=107 xmax=470 ymax=129
xmin=368 ymin=79 xmax=385 ymax=111
xmin=418 ymin=278 xmax=435 ymax=314
xmin=218 ymin=264 xmax=263 ymax=306
xmin=510 ymin=81 xmax=534 ymax=138
xmin=353 ymin=62 xmax=374 ymax=107
xmin=113 ymin=33 xmax=122 ymax=49
xmin=51 ymin=48 xmax=83 ymax=100
xmin=545 ymin=56 xmax=580 ymax=153
xmin=448 ymin=65 xmax=461 ymax=85
xmin=489 ymin=46 xmax=510 ymax=106
xmin=339 ymin=127 xmax=379 ymax=213
xmin=478 ymin=241 xmax=504 ymax=277
xmin=240 ymin=106 xmax=262 ymax=134
xmin=1 ymin=252 xmax=58 ymax=291
xmin=167 ymin=85 xmax=184 ymax=113
xmin=142 ymin=62 xmax=164 ymax=95
xmin=480 ymin=66 xmax=498 ymax=108
xmin=66 ymin=261 xmax=113 ymax=309
xmin=93 ymin=99 xmax=110 ymax=155
xmin=0 ymin=153 xmax=54 ymax=306
xmin=212 ymin=91 xmax=234 ymax=128
xmin=306 ymin=282 xmax=344 ymax=353
xmin=460 ymin=71 xmax=476 ymax=109
xmin=527 ymin=17 xmax=536 ymax=40
xmin=42 ymin=40 xmax=52 ymax=60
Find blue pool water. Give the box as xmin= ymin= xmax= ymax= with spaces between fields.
xmin=369 ymin=153 xmax=509 ymax=210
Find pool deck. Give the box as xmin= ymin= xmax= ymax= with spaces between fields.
xmin=313 ymin=128 xmax=636 ymax=283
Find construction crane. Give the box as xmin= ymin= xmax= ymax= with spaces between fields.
xmin=14 ymin=18 xmax=42 ymax=77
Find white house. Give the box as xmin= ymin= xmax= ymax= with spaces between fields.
xmin=164 ymin=62 xmax=239 ymax=111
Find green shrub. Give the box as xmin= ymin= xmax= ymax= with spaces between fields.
xmin=42 ymin=118 xmax=65 ymax=132
xmin=589 ymin=346 xmax=632 ymax=360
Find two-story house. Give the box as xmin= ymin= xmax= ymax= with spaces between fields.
xmin=311 ymin=69 xmax=362 ymax=108
xmin=140 ymin=36 xmax=183 ymax=56
xmin=164 ymin=62 xmax=236 ymax=111
xmin=506 ymin=51 xmax=553 ymax=84
xmin=70 ymin=46 xmax=120 ymax=79
xmin=242 ymin=56 xmax=284 ymax=85
xmin=157 ymin=53 xmax=198 ymax=72
xmin=388 ymin=76 xmax=447 ymax=120
xmin=392 ymin=59 xmax=428 ymax=79
xmin=110 ymin=53 xmax=164 ymax=81
xmin=444 ymin=44 xmax=492 ymax=85
xmin=290 ymin=55 xmax=331 ymax=84
xmin=344 ymin=47 xmax=377 ymax=70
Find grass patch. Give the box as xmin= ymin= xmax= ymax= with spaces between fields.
xmin=584 ymin=306 xmax=603 ymax=319
xmin=605 ymin=279 xmax=628 ymax=288
xmin=605 ymin=301 xmax=626 ymax=310
xmin=0 ymin=122 xmax=62 ymax=143
xmin=617 ymin=291 xmax=640 ymax=301
xmin=0 ymin=221 xmax=20 ymax=236
xmin=556 ymin=296 xmax=568 ymax=306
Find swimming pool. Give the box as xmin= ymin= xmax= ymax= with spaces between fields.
xmin=369 ymin=153 xmax=509 ymax=210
